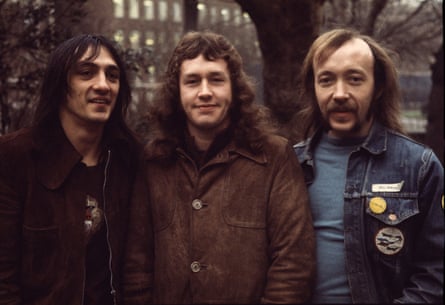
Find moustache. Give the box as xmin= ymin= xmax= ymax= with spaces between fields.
xmin=327 ymin=104 xmax=356 ymax=113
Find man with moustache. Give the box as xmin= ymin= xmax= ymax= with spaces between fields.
xmin=294 ymin=28 xmax=443 ymax=303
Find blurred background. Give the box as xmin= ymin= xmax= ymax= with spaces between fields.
xmin=0 ymin=0 xmax=443 ymax=163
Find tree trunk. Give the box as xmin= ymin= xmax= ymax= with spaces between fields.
xmin=184 ymin=0 xmax=198 ymax=33
xmin=234 ymin=0 xmax=324 ymax=142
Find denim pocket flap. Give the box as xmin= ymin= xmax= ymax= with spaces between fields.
xmin=366 ymin=196 xmax=419 ymax=225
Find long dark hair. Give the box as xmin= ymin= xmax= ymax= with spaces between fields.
xmin=33 ymin=34 xmax=136 ymax=143
xmin=146 ymin=31 xmax=276 ymax=157
xmin=297 ymin=28 xmax=404 ymax=138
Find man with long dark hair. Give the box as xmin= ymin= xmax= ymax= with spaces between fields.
xmin=0 ymin=34 xmax=142 ymax=304
xmin=294 ymin=28 xmax=444 ymax=303
xmin=123 ymin=31 xmax=315 ymax=304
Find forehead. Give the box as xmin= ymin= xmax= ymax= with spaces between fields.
xmin=314 ymin=38 xmax=374 ymax=71
xmin=180 ymin=54 xmax=228 ymax=75
xmin=78 ymin=45 xmax=116 ymax=64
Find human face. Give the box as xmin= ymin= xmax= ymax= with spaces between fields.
xmin=179 ymin=54 xmax=232 ymax=138
xmin=60 ymin=46 xmax=120 ymax=129
xmin=313 ymin=38 xmax=375 ymax=138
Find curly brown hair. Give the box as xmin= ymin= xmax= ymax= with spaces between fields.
xmin=145 ymin=31 xmax=277 ymax=157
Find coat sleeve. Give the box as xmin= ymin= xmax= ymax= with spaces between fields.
xmin=121 ymin=161 xmax=154 ymax=305
xmin=261 ymin=142 xmax=316 ymax=303
xmin=0 ymin=144 xmax=22 ymax=305
xmin=394 ymin=149 xmax=444 ymax=303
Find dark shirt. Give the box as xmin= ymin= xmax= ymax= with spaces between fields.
xmin=78 ymin=162 xmax=113 ymax=305
xmin=183 ymin=127 xmax=233 ymax=168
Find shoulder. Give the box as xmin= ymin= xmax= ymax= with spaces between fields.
xmin=0 ymin=129 xmax=34 ymax=183
xmin=259 ymin=134 xmax=300 ymax=166
xmin=0 ymin=128 xmax=34 ymax=158
xmin=385 ymin=130 xmax=436 ymax=161
xmin=261 ymin=134 xmax=291 ymax=153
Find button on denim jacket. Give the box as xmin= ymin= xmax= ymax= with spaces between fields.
xmin=294 ymin=122 xmax=444 ymax=303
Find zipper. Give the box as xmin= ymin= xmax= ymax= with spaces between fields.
xmin=102 ymin=149 xmax=117 ymax=305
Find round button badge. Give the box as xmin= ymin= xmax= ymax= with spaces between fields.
xmin=375 ymin=227 xmax=404 ymax=255
xmin=369 ymin=197 xmax=387 ymax=214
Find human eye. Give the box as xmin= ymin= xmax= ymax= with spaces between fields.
xmin=74 ymin=62 xmax=97 ymax=79
xmin=183 ymin=77 xmax=199 ymax=86
xmin=211 ymin=76 xmax=225 ymax=84
xmin=317 ymin=75 xmax=333 ymax=87
xmin=348 ymin=74 xmax=364 ymax=85
xmin=107 ymin=68 xmax=120 ymax=82
xmin=78 ymin=68 xmax=94 ymax=78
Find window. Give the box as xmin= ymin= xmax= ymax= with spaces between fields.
xmin=234 ymin=8 xmax=241 ymax=25
xmin=129 ymin=30 xmax=140 ymax=48
xmin=144 ymin=0 xmax=154 ymax=20
xmin=145 ymin=31 xmax=155 ymax=46
xmin=197 ymin=3 xmax=207 ymax=24
xmin=210 ymin=7 xmax=217 ymax=22
xmin=129 ymin=0 xmax=140 ymax=19
xmin=221 ymin=8 xmax=230 ymax=22
xmin=114 ymin=30 xmax=124 ymax=44
xmin=173 ymin=1 xmax=182 ymax=22
xmin=158 ymin=0 xmax=168 ymax=21
xmin=113 ymin=0 xmax=124 ymax=18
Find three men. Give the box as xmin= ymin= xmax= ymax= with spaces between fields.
xmin=0 ymin=34 xmax=142 ymax=304
xmin=294 ymin=28 xmax=444 ymax=303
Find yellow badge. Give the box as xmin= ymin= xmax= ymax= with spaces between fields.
xmin=369 ymin=197 xmax=387 ymax=214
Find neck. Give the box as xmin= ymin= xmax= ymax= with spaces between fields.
xmin=61 ymin=119 xmax=105 ymax=166
xmin=190 ymin=131 xmax=215 ymax=151
xmin=187 ymin=121 xmax=230 ymax=152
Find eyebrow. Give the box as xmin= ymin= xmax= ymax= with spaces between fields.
xmin=75 ymin=61 xmax=120 ymax=72
xmin=182 ymin=71 xmax=227 ymax=78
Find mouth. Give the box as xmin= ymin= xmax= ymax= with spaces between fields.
xmin=195 ymin=104 xmax=218 ymax=111
xmin=89 ymin=98 xmax=111 ymax=105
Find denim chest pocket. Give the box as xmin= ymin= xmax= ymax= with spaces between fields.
xmin=365 ymin=195 xmax=419 ymax=256
xmin=365 ymin=195 xmax=419 ymax=225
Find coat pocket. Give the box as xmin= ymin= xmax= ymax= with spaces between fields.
xmin=22 ymin=225 xmax=59 ymax=289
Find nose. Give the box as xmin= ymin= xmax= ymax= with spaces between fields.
xmin=333 ymin=81 xmax=348 ymax=100
xmin=198 ymin=80 xmax=212 ymax=99
xmin=93 ymin=72 xmax=110 ymax=92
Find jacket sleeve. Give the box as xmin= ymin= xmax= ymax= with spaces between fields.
xmin=394 ymin=149 xmax=444 ymax=303
xmin=0 ymin=146 xmax=22 ymax=305
xmin=121 ymin=161 xmax=154 ymax=305
xmin=261 ymin=142 xmax=316 ymax=303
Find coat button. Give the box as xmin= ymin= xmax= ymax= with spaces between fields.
xmin=192 ymin=199 xmax=203 ymax=210
xmin=190 ymin=261 xmax=201 ymax=272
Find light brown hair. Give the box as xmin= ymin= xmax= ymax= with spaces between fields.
xmin=297 ymin=28 xmax=404 ymax=138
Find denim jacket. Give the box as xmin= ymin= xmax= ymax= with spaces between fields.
xmin=294 ymin=122 xmax=444 ymax=303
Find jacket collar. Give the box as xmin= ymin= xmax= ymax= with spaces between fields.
xmin=33 ymin=125 xmax=82 ymax=190
xmin=360 ymin=122 xmax=388 ymax=155
xmin=300 ymin=122 xmax=388 ymax=163
xmin=174 ymin=139 xmax=267 ymax=165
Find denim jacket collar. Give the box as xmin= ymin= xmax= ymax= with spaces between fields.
xmin=301 ymin=122 xmax=388 ymax=162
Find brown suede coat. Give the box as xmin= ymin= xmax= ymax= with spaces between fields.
xmin=125 ymin=134 xmax=315 ymax=304
xmin=0 ymin=126 xmax=140 ymax=305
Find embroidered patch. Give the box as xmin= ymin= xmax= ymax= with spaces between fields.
xmin=375 ymin=227 xmax=404 ymax=255
xmin=372 ymin=181 xmax=404 ymax=192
